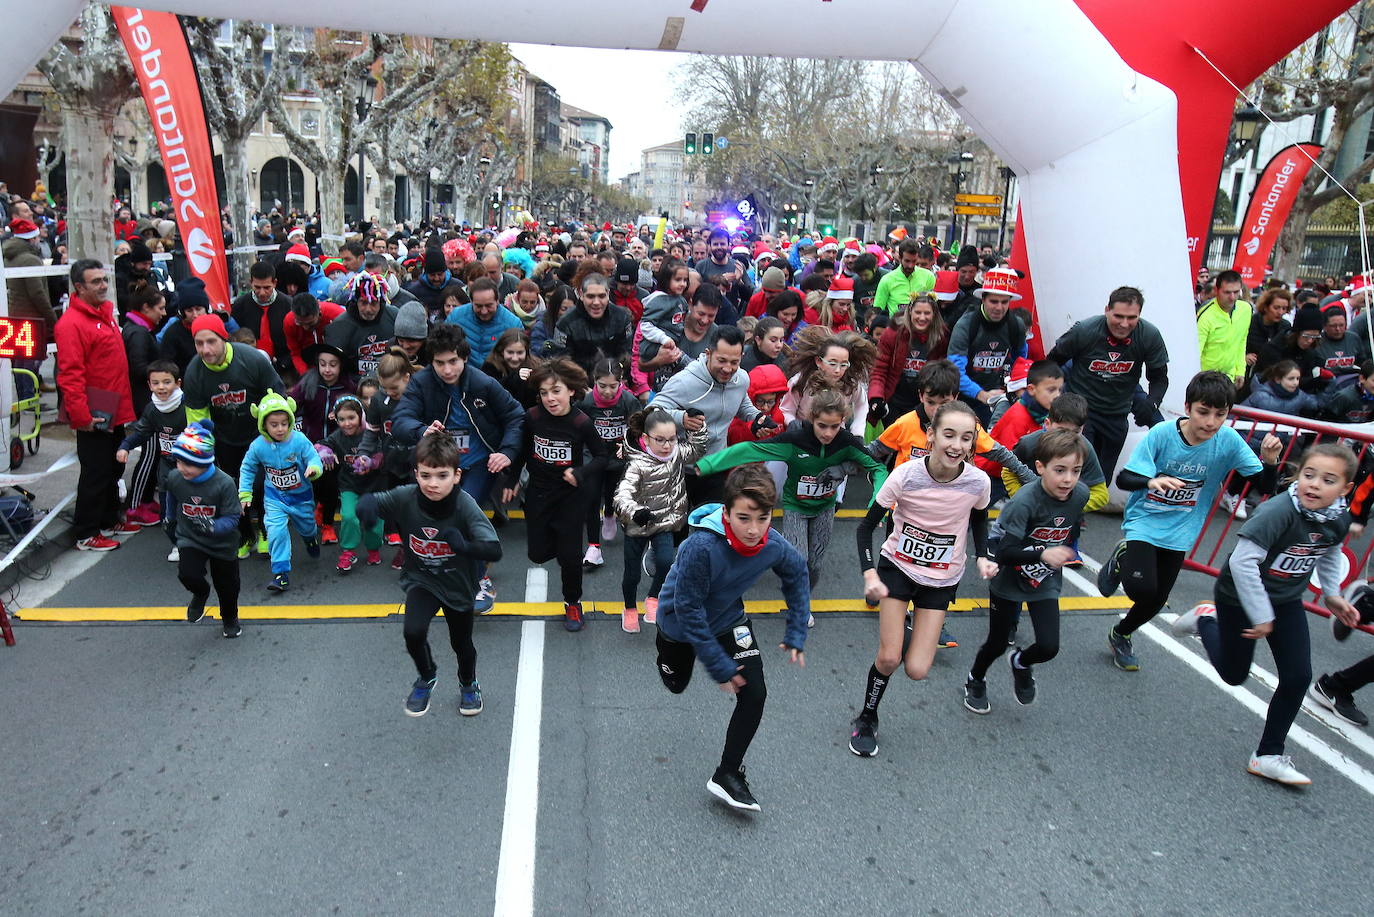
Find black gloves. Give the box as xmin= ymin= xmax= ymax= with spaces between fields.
xmin=632 ymin=508 xmax=653 ymax=526
xmin=868 ymin=398 xmax=887 ymax=423
xmin=751 ymin=414 xmax=778 ymax=436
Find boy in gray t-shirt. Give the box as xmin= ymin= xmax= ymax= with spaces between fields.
xmin=163 ymin=421 xmax=243 ymax=637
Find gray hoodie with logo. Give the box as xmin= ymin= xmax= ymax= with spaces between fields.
xmin=651 ymin=354 xmax=760 ymax=454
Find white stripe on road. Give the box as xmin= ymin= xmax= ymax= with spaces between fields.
xmin=523 ymin=566 xmax=548 ymax=604
xmin=494 ymin=620 xmax=545 ymax=917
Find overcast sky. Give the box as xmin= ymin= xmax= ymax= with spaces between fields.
xmin=508 ymin=43 xmax=692 ymax=183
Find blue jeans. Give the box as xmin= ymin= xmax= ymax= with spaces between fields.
xmin=622 ymin=531 xmax=675 ymax=607
xmin=461 ymin=460 xmax=494 ymax=580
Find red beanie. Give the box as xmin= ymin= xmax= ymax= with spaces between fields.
xmin=191 ymin=314 xmax=228 ymax=340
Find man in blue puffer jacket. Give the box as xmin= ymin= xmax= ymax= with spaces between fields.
xmin=654 ymin=465 xmax=810 ymax=815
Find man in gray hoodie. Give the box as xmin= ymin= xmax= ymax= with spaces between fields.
xmin=654 ymin=326 xmax=775 ymax=502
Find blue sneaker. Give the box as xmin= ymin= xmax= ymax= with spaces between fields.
xmin=1108 ymin=626 xmax=1139 ymax=671
xmin=267 ymin=573 xmax=289 ymax=593
xmin=1097 ymin=541 xmax=1126 ymax=596
xmin=405 ymin=677 xmax=436 ymax=717
xmin=938 ymin=626 xmax=958 ymax=649
xmin=475 ymin=576 xmax=496 ymax=615
xmin=304 ymin=536 xmax=320 ymax=559
xmin=459 ymin=681 xmax=483 ymax=716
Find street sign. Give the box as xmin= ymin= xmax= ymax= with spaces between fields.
xmin=953 ymin=204 xmax=1002 ymax=217
xmin=715 ymin=136 xmax=728 ymax=150
xmin=955 ymin=193 xmax=1003 ymax=205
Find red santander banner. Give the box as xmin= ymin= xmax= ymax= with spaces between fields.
xmin=1232 ymin=142 xmax=1322 ymax=286
xmin=113 ymin=8 xmax=231 ymax=311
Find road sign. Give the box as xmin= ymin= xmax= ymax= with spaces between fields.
xmin=954 ymin=193 xmax=1003 ymax=205
xmin=953 ymin=204 xmax=1002 ymax=217
xmin=715 ymin=136 xmax=728 ymax=150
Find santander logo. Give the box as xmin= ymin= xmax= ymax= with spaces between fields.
xmin=1243 ymin=237 xmax=1261 ymax=256
xmin=187 ymin=227 xmax=217 ymax=274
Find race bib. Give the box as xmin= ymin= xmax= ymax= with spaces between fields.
xmin=971 ymin=349 xmax=1007 ymax=371
xmin=796 ymin=473 xmax=838 ymax=500
xmin=1146 ymin=477 xmax=1202 ymax=508
xmin=266 ymin=465 xmax=302 ymax=489
xmin=448 ymin=429 xmax=471 ymax=453
xmin=534 ymin=434 xmax=572 ymax=465
xmin=1268 ymin=543 xmax=1328 ymax=579
xmin=157 ymin=431 xmax=177 ymax=456
xmin=908 ymin=444 xmax=930 ymax=460
xmin=1018 ymin=561 xmax=1053 ymax=588
xmin=595 ymin=416 xmax=626 ymax=441
xmin=895 ymin=523 xmax=956 ymax=569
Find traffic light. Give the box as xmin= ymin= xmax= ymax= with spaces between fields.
xmin=685 ymin=132 xmax=697 ymax=155
xmin=702 ymin=132 xmax=714 ymax=155
xmin=819 ymin=223 xmax=835 ymax=237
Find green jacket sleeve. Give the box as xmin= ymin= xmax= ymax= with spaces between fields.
xmin=695 ymin=438 xmax=797 ymax=476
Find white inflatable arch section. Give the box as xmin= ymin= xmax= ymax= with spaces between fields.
xmin=7 ymin=0 xmax=1200 ymax=401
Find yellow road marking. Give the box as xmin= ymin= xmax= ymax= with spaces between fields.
xmin=22 ymin=594 xmax=1130 ymax=622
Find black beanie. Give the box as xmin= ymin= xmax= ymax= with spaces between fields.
xmin=1293 ymin=306 xmax=1324 ymax=334
xmin=423 ymin=247 xmax=446 ymax=274
xmin=175 ymin=276 xmax=209 ymax=312
xmin=127 ymin=236 xmax=153 ymax=264
xmin=616 ymin=257 xmax=639 ymax=285
xmin=956 ymin=246 xmax=979 ymax=270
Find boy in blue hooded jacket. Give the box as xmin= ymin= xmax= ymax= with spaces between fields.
xmin=238 ymin=390 xmax=323 ymax=592
xmin=655 ymin=464 xmax=810 ymax=814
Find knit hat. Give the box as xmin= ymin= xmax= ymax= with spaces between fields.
xmin=761 ymin=266 xmax=787 ymax=292
xmin=1293 ymin=306 xmax=1324 ymax=333
xmin=7 ymin=218 xmax=37 ymax=240
xmin=423 ymin=247 xmax=446 ymax=274
xmin=190 ymin=313 xmax=228 ymax=340
xmin=156 ymin=219 xmax=176 ymax=240
xmin=250 ymin=389 xmax=296 ymax=436
xmin=170 ymin=421 xmax=216 ymax=466
xmin=615 ymin=257 xmax=639 ymax=285
xmin=176 ymin=277 xmax=210 ymax=314
xmin=393 ymin=300 xmax=428 ymax=340
xmin=320 ymin=257 xmax=345 ymax=276
xmin=956 ymin=245 xmax=980 ymax=270
xmin=127 ymin=236 xmax=153 ymax=264
xmin=284 ymin=243 xmax=312 ymax=266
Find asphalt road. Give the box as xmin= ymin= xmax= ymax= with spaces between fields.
xmin=5 ymin=501 xmax=1374 ymax=916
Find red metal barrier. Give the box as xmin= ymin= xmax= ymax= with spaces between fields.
xmin=1183 ymin=404 xmax=1374 ymax=632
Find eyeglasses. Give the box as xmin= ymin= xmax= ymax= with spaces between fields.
xmin=646 ymin=434 xmax=677 ymax=446
xmin=821 ymin=358 xmax=850 ymax=369
xmin=1300 ymin=332 xmax=1321 ymax=340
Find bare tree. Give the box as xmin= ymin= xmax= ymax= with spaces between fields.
xmin=113 ymin=101 xmax=159 ymax=217
xmin=36 ymin=1 xmax=137 ymax=260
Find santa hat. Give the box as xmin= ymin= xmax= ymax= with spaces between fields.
xmin=888 ymin=226 xmax=909 ymax=242
xmin=1006 ymin=356 xmax=1034 ymax=394
xmin=865 ymin=244 xmax=889 ymax=267
xmin=287 ymin=227 xmax=306 ymax=242
xmin=827 ymin=275 xmax=854 ymax=301
xmin=731 ymin=244 xmax=750 ymax=256
xmin=320 ymin=258 xmax=346 ymax=277
xmin=839 ymin=238 xmax=862 ymax=257
xmin=818 ymin=236 xmax=839 ymax=254
xmin=7 ymin=219 xmax=38 ymax=240
xmin=973 ymin=266 xmax=1023 ymax=301
xmin=284 ymin=243 xmax=312 ymax=267
xmin=933 ymin=270 xmax=959 ymax=302
xmin=534 ymin=242 xmax=550 ymax=253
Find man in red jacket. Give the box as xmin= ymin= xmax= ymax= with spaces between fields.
xmin=55 ymin=259 xmax=138 ymax=551
xmin=283 ymin=293 xmax=345 ymax=376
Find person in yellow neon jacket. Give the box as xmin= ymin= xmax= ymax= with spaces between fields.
xmin=1197 ymin=269 xmax=1251 ymax=384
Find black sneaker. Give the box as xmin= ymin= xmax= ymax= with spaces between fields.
xmin=1097 ymin=540 xmax=1127 ymax=596
xmin=459 ymin=681 xmax=483 ymax=717
xmin=1309 ymin=674 xmax=1369 ymax=727
xmin=707 ymin=766 xmax=761 ymax=813
xmin=1009 ymin=650 xmax=1036 ymax=705
xmin=1108 ymin=626 xmax=1139 ymax=671
xmin=963 ymin=676 xmax=990 ymax=714
xmin=304 ymin=537 xmax=321 ymax=559
xmin=222 ymin=619 xmax=241 ymax=639
xmin=186 ymin=594 xmax=208 ymax=623
xmin=848 ymin=715 xmax=878 ymax=757
xmin=405 ymin=677 xmax=436 ymax=717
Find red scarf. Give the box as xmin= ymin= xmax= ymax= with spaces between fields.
xmin=723 ymin=515 xmax=769 ymax=556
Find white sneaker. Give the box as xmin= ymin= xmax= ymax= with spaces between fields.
xmin=167 ymin=547 xmax=180 ymax=563
xmin=1171 ymin=602 xmax=1216 ymax=637
xmin=601 ymin=514 xmax=618 ymax=544
xmin=1247 ymin=754 xmax=1311 ymax=786
xmin=583 ymin=545 xmax=604 ymax=568
xmin=1220 ymin=493 xmax=1248 ymax=519
xmin=807 ymin=613 xmax=815 ymax=628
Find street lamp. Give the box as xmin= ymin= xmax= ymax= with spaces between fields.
xmin=355 ymin=71 xmax=378 ymax=226
xmin=946 ymin=149 xmax=974 ymax=246
xmin=1233 ymin=105 xmax=1263 ymax=143
xmin=804 ymin=178 xmax=815 ymax=232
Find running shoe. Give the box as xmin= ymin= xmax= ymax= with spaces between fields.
xmin=707 ymin=766 xmax=761 ymax=813
xmin=186 ymin=594 xmax=208 ymax=623
xmin=366 ymin=549 xmax=382 ymax=566
xmin=1009 ymin=651 xmax=1036 ymax=706
xmin=222 ymin=619 xmax=241 ymax=639
xmin=1097 ymin=540 xmax=1127 ymax=596
xmin=76 ymin=535 xmax=120 ymax=552
xmin=336 ymin=550 xmax=359 ymax=573
xmin=963 ymin=677 xmax=990 ymax=714
xmin=564 ymin=602 xmax=584 ymax=632
xmin=601 ymin=514 xmax=618 ymax=544
xmin=644 ymin=596 xmax=658 ymax=625
xmin=391 ymin=547 xmax=404 ymax=570
xmin=622 ymin=607 xmax=640 ymax=634
xmin=256 ymin=532 xmax=270 ymax=556
xmin=167 ymin=547 xmax=179 ymax=563
xmin=101 ymin=522 xmax=141 ymax=537
xmin=267 ymin=573 xmax=289 ymax=593
xmin=459 ymin=681 xmax=483 ymax=716
xmin=237 ymin=541 xmax=252 ymax=560
xmin=1219 ymin=492 xmax=1248 ymax=519
xmin=938 ymin=627 xmax=958 ymax=649
xmin=386 ymin=531 xmax=401 ymax=546
xmin=808 ymin=613 xmax=815 ymax=628
xmin=126 ymin=503 xmax=161 ymax=526
xmin=1171 ymin=603 xmax=1216 ymax=638
xmin=1247 ymin=754 xmax=1310 ymax=786
xmin=321 ymin=524 xmax=338 ymax=545
xmin=1309 ymin=675 xmax=1370 ymax=727
xmin=848 ymin=715 xmax=878 ymax=757
xmin=405 ymin=677 xmax=436 ymax=717
xmin=583 ymin=544 xmax=604 ymax=568
xmin=1108 ymin=626 xmax=1139 ymax=671
xmin=304 ymin=536 xmax=321 ymax=559
xmin=475 ymin=577 xmax=496 ymax=615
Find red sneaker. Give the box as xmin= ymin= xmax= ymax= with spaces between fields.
xmin=126 ymin=503 xmax=161 ymax=526
xmin=391 ymin=547 xmax=404 ymax=570
xmin=101 ymin=522 xmax=141 ymax=537
xmin=644 ymin=596 xmax=658 ymax=624
xmin=321 ymin=524 xmax=338 ymax=545
xmin=366 ymin=549 xmax=382 ymax=565
xmin=564 ymin=602 xmax=584 ymax=632
xmin=386 ymin=532 xmax=401 ymax=546
xmin=336 ymin=549 xmax=359 ymax=572
xmin=76 ymin=534 xmax=120 ymax=552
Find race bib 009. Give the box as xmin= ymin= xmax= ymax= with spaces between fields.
xmin=1268 ymin=543 xmax=1327 ymax=579
xmin=895 ymin=523 xmax=956 ymax=569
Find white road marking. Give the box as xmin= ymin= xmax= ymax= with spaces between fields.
xmin=494 ymin=620 xmax=546 ymax=917
xmin=16 ymin=539 xmax=113 ymax=610
xmin=523 ymin=566 xmax=547 ymax=604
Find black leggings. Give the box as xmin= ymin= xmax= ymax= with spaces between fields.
xmin=1200 ymin=598 xmax=1311 ymax=757
xmin=177 ymin=546 xmax=240 ymax=624
xmin=526 ymin=489 xmax=586 ymax=605
xmin=1115 ymin=541 xmax=1186 ymax=636
xmin=656 ymin=621 xmax=766 ymax=773
xmin=971 ymin=596 xmax=1060 ymax=679
xmin=403 ymin=586 xmax=476 ymax=683
xmin=1330 ymin=653 xmax=1374 ymax=695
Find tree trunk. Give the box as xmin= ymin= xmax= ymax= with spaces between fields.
xmin=1272 ymin=197 xmax=1316 ymax=282
xmin=220 ymin=135 xmax=252 ymax=286
xmin=376 ymin=162 xmax=396 ymax=229
xmin=128 ymin=161 xmax=145 ymax=214
xmin=319 ymin=165 xmax=346 ymax=253
xmin=63 ymin=101 xmax=117 ymax=263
